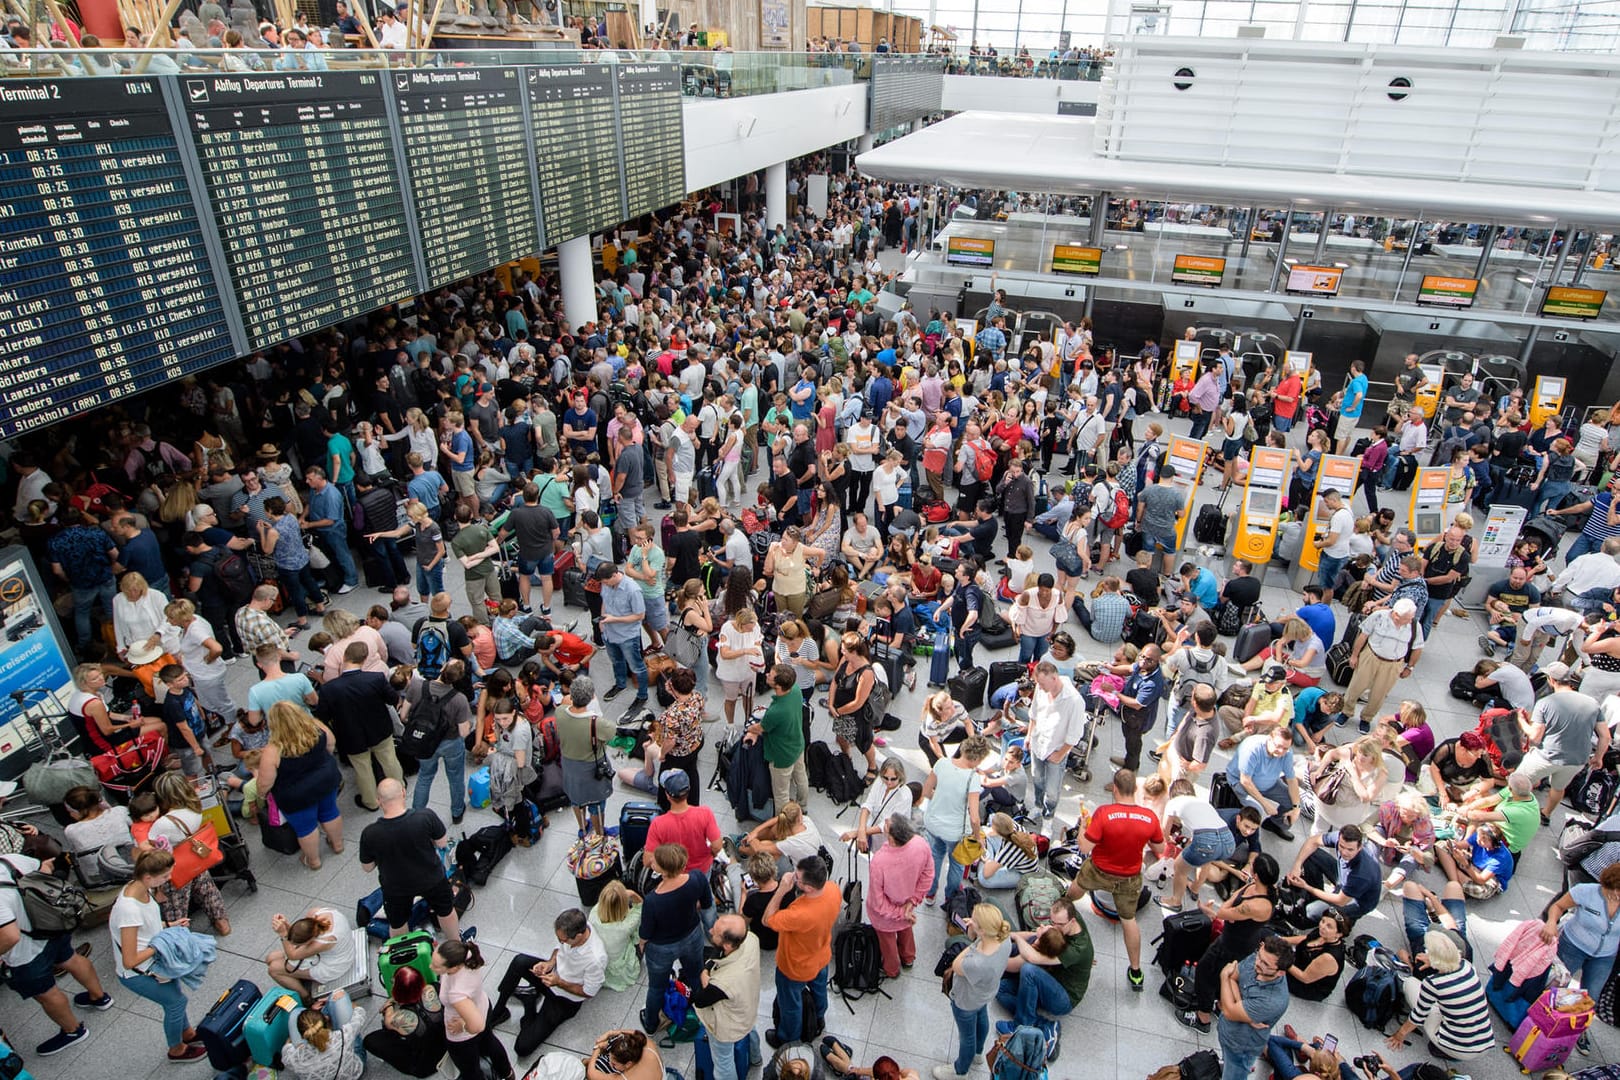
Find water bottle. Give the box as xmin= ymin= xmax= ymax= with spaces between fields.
xmin=131 ymin=701 xmax=141 ymax=724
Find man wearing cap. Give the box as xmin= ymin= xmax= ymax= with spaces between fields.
xmin=644 ymin=771 xmax=722 ymax=913
xmin=1518 ymin=662 xmax=1607 ymax=824
xmin=1216 ymin=666 xmax=1295 ymax=752
xmin=597 ymin=563 xmax=649 ymax=707
xmin=1341 ymin=598 xmax=1424 ymax=730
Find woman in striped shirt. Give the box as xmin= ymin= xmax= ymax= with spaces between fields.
xmin=1386 ymin=930 xmax=1492 ymax=1060
xmin=976 ymin=812 xmax=1039 ymax=889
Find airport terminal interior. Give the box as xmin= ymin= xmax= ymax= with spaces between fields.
xmin=4 ymin=2 xmax=1620 ymax=1080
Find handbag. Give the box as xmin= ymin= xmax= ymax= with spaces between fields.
xmin=668 ymin=622 xmax=705 ymax=668
xmin=590 ymin=716 xmax=613 ymax=781
xmin=1310 ymin=760 xmax=1347 ymax=805
xmin=950 ymin=798 xmax=982 ymax=866
xmin=566 ymin=833 xmax=618 ymax=878
xmin=163 ymin=814 xmax=223 ymax=888
xmin=305 ymin=535 xmax=331 ymax=571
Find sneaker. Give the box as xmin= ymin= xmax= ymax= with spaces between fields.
xmin=1477 ymin=634 xmax=1496 ymax=657
xmin=36 ymin=1025 xmax=87 ymax=1056
xmin=451 ymin=814 xmax=464 ymax=826
xmin=923 ymin=894 xmax=938 ymax=907
xmin=336 ymin=583 xmax=357 ymax=595
xmin=932 ymin=1067 xmax=966 ymax=1080
xmin=904 ymin=669 xmax=917 ymax=691
xmin=604 ymin=684 xmax=627 ymax=701
xmin=459 ymin=926 xmax=477 ymax=942
xmin=487 ymin=1005 xmax=512 ymax=1028
xmin=1578 ymin=1031 xmax=1593 ymax=1056
xmin=1036 ymin=1018 xmax=1061 ymax=1062
xmin=994 ymin=1021 xmax=1016 ymax=1038
xmin=764 ymin=1028 xmax=785 ymax=1049
xmin=1127 ymin=967 xmax=1145 ymax=992
xmin=166 ymin=1044 xmax=209 ymax=1063
xmin=73 ymin=991 xmax=113 ymax=1010
xmin=722 ymin=835 xmax=742 ymax=861
xmin=1147 ymin=749 xmax=1163 ymax=763
xmin=1175 ymin=1011 xmax=1211 ymax=1034
xmin=1357 ymin=719 xmax=1371 ymax=735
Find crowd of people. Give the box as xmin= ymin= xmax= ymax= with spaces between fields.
xmin=3 ymin=149 xmax=1620 ymax=1080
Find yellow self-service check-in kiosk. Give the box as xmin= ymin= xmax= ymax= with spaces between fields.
xmin=1529 ymin=376 xmax=1566 ymax=429
xmin=1233 ymin=446 xmax=1292 ymax=566
xmin=1414 ymin=364 xmax=1445 ymax=419
xmin=1283 ymin=350 xmax=1312 ymax=380
xmin=1165 ymin=435 xmax=1207 ymax=550
xmin=1411 ymin=467 xmax=1451 ymax=546
xmin=1293 ymin=454 xmax=1359 ymax=587
xmin=1171 ymin=340 xmax=1201 ymax=386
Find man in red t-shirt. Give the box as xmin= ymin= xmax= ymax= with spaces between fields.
xmin=643 ymin=770 xmax=723 ymax=880
xmin=1065 ymin=768 xmax=1164 ymax=991
xmin=1273 ymin=370 xmax=1304 ymax=433
xmin=535 ymin=630 xmax=594 ymax=675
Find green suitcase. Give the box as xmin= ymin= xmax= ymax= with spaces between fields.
xmin=376 ymin=929 xmax=437 ymax=995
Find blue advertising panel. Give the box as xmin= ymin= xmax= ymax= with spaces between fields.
xmin=0 ymin=546 xmax=76 ymax=764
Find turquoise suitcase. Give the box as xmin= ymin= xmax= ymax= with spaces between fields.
xmin=243 ymin=988 xmax=298 ymax=1066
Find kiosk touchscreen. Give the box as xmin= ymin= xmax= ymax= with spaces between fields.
xmin=1529 ymin=375 xmax=1566 ymax=429
xmin=1414 ymin=364 xmax=1445 ymax=419
xmin=1411 ymin=467 xmax=1451 ymax=545
xmin=1283 ymin=350 xmax=1312 ymax=379
xmin=1233 ymin=447 xmax=1292 ymax=565
xmin=1296 ymin=454 xmax=1359 ymax=575
xmin=1171 ymin=340 xmax=1201 ymax=385
xmin=1164 ymin=436 xmax=1207 ymax=549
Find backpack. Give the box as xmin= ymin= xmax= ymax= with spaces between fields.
xmin=507 ymin=799 xmax=542 ymax=847
xmin=1173 ymin=651 xmax=1222 ymax=705
xmin=1015 ymin=871 xmax=1067 ymax=932
xmin=1103 ymin=484 xmax=1130 ymax=530
xmin=1178 ymin=1050 xmax=1221 ymax=1080
xmin=831 ymin=923 xmax=884 ymax=1005
xmin=415 ymin=621 xmax=452 ymax=681
xmin=208 ymin=549 xmax=256 ymax=604
xmin=398 ymin=686 xmax=451 ymax=759
xmin=771 ymin=985 xmax=824 ymax=1042
xmin=988 ymin=1026 xmax=1047 ymax=1080
xmin=0 ymin=858 xmax=88 ymax=938
xmin=969 ymin=439 xmax=996 ymax=482
xmin=823 ymin=748 xmax=864 ymax=806
xmin=537 ymin=715 xmax=560 ymax=766
xmin=1344 ymin=952 xmax=1406 ymax=1031
xmin=455 ymin=823 xmax=514 ymax=887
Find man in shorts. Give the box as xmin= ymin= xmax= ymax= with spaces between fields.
xmin=358 ymin=778 xmax=464 ymax=941
xmin=1063 ymin=768 xmax=1164 ymax=991
xmin=0 ymin=851 xmax=114 ymax=1057
xmin=1517 ymin=661 xmax=1607 ymax=823
xmin=1136 ymin=464 xmax=1184 ymax=574
xmin=498 ymin=482 xmax=559 ymax=616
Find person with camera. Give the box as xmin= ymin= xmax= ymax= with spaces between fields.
xmin=1344 ymin=1051 xmax=1452 ymax=1080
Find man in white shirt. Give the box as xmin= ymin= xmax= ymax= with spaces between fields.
xmin=486 ymin=907 xmax=607 ymax=1057
xmin=10 ymin=452 xmax=52 ymax=522
xmin=841 ymin=511 xmax=882 ymax=579
xmin=374 ymin=8 xmax=407 ymax=48
xmin=719 ymin=518 xmax=753 ymax=577
xmin=1552 ymin=537 xmax=1620 ymax=614
xmin=1312 ymin=489 xmax=1356 ymax=596
xmin=1026 ymin=660 xmax=1087 ymax=830
xmin=0 ymin=852 xmax=114 ymax=1057
xmin=1511 ymin=605 xmax=1587 ymax=672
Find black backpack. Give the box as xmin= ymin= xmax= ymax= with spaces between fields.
xmin=398 ymin=688 xmax=450 ymax=759
xmin=455 ymin=823 xmax=514 ymax=888
xmin=771 ymin=984 xmax=824 ymax=1041
xmin=1179 ymin=1050 xmax=1221 ymax=1080
xmin=806 ymin=740 xmax=834 ymax=793
xmin=831 ymin=923 xmax=885 ymax=1005
xmin=1345 ymin=952 xmax=1406 ymax=1031
xmin=207 ymin=548 xmax=256 ymax=604
xmin=824 ymin=750 xmax=864 ymax=806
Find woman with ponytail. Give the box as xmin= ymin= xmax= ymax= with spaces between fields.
xmin=280 ymin=988 xmax=367 ymax=1080
xmin=432 ymin=939 xmax=514 ymax=1080
xmin=939 ymin=903 xmax=1013 ymax=1079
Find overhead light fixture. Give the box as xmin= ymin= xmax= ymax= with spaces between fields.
xmin=1113 ymin=243 xmax=1130 ymax=251
xmin=1516 ymin=276 xmax=1535 ymax=286
xmin=1334 ymin=262 xmax=1349 ymax=268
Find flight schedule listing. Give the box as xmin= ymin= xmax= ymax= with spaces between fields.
xmin=526 ymin=65 xmax=624 ymax=246
xmin=0 ymin=78 xmax=236 ymax=439
xmin=615 ymin=64 xmax=686 ymax=220
xmin=392 ymin=66 xmax=540 ymax=290
xmin=181 ymin=71 xmax=417 ymax=350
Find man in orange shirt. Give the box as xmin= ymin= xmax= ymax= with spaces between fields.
xmin=762 ymin=855 xmax=841 ymax=1047
xmin=1273 ymin=368 xmax=1304 ymax=434
xmin=534 ymin=630 xmax=594 ymax=676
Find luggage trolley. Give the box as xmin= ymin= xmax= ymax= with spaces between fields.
xmin=191 ymin=770 xmax=258 ymax=894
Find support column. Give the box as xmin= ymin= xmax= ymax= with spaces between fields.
xmin=1267 ymin=209 xmax=1296 ymax=292
xmin=857 ymin=134 xmax=875 ymax=154
xmin=1473 ymin=225 xmax=1498 ymax=281
xmin=1394 ymin=217 xmax=1424 ymax=296
xmin=1519 ymin=325 xmax=1540 ymax=365
xmin=1089 ymin=190 xmax=1109 ymax=246
xmin=1548 ymin=227 xmax=1574 ymax=285
xmin=765 ymin=161 xmax=788 ymax=230
xmin=558 ymin=234 xmax=595 ymax=335
xmin=1313 ymin=208 xmax=1332 ymax=263
xmin=1239 ymin=204 xmax=1259 ymax=260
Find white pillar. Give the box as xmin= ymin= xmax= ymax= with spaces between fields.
xmin=558 ymin=234 xmax=595 ymax=334
xmin=766 ymin=161 xmax=788 ymax=229
xmin=857 ymin=133 xmax=875 ymax=154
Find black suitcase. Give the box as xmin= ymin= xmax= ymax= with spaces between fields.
xmin=198 ymin=977 xmax=260 ymax=1070
xmin=618 ymin=801 xmax=659 ymax=866
xmin=575 ymin=859 xmax=622 ymax=908
xmin=1232 ymin=622 xmax=1274 ymax=664
xmin=562 ymin=567 xmax=589 ymax=610
xmin=1326 ymin=641 xmax=1354 ymax=686
xmin=1152 ymin=909 xmax=1214 ymax=976
xmin=871 ymin=641 xmax=907 ymax=696
xmin=987 ymin=659 xmax=1026 ymax=701
xmin=1193 ymin=504 xmax=1227 ymax=546
xmin=1209 ymin=771 xmax=1242 ymax=811
xmin=525 ymin=760 xmax=569 ymax=814
xmin=1123 ymin=528 xmax=1145 ymax=558
xmin=949 ymin=666 xmax=988 ymax=711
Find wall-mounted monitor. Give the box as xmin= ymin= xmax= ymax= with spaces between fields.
xmin=1172 ymin=254 xmax=1225 ymax=287
xmin=1051 ymin=244 xmax=1102 ymax=276
xmin=1285 ymin=265 xmax=1343 ymax=296
xmin=1416 ymin=275 xmax=1479 ymax=308
xmin=1542 ymin=286 xmax=1607 ymax=320
xmin=946 ymin=237 xmax=995 ymax=268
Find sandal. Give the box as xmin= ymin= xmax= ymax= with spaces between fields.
xmin=863 ymin=769 xmax=878 ymax=784
xmin=298 ymin=854 xmax=321 ymax=871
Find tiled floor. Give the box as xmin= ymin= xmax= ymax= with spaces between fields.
xmin=10 ymin=413 xmax=1616 ymax=1080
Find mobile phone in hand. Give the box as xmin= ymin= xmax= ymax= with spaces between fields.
xmin=1322 ymin=1034 xmax=1338 ymax=1054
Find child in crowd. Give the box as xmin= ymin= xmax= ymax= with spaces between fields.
xmin=158 ymin=663 xmax=207 ymax=776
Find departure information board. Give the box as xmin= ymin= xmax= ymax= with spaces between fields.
xmin=526 ymin=64 xmax=623 ymax=246
xmin=615 ymin=63 xmax=685 ymax=220
xmin=0 ymin=78 xmax=236 ymax=438
xmin=868 ymin=56 xmax=944 ymax=132
xmin=391 ymin=66 xmax=541 ymax=290
xmin=180 ymin=71 xmax=417 ymax=350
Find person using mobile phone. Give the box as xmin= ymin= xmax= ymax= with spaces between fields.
xmin=1261 ymin=1029 xmax=1354 ymax=1080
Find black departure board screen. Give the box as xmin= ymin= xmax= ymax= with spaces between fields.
xmin=392 ymin=66 xmax=540 ymax=290
xmin=615 ymin=63 xmax=685 ymax=220
xmin=869 ymin=56 xmax=945 ymax=132
xmin=526 ymin=64 xmax=624 ymax=246
xmin=0 ymin=78 xmax=237 ymax=438
xmin=181 ymin=71 xmax=416 ymax=350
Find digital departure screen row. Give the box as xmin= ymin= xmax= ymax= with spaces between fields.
xmin=868 ymin=55 xmax=944 ymax=133
xmin=0 ymin=66 xmax=687 ymax=438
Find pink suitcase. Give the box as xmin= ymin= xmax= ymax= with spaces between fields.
xmin=1506 ymin=988 xmax=1594 ymax=1073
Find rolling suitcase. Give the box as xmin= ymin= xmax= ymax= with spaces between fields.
xmin=243 ymin=988 xmax=299 ymax=1067
xmin=198 ymin=977 xmax=260 ymax=1070
xmin=575 ymin=856 xmax=622 ymax=908
xmin=377 ymin=929 xmax=438 ymax=995
xmin=1152 ymin=910 xmax=1214 ymax=977
xmin=948 ymin=666 xmax=988 ymax=712
xmin=1233 ymin=622 xmax=1274 ymax=664
xmin=1508 ymin=988 xmax=1594 ymax=1072
xmin=618 ymin=801 xmax=659 ymax=866
xmin=1326 ymin=641 xmax=1354 ymax=686
xmin=987 ymin=659 xmax=1026 ymax=702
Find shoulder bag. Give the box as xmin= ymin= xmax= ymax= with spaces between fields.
xmin=163 ymin=813 xmax=223 ymax=888
xmin=590 ymin=715 xmax=614 ymax=780
xmin=950 ymin=776 xmax=983 ymax=866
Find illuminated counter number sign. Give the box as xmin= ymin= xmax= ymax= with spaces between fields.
xmin=1052 ymin=245 xmax=1102 ymax=276
xmin=946 ymin=237 xmax=994 ymax=268
xmin=1172 ymin=254 xmax=1225 ymax=287
xmin=1543 ymin=286 xmax=1607 ymax=320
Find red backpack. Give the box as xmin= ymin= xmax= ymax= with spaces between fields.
xmin=969 ymin=439 xmax=996 ymax=483
xmin=1104 ymin=484 xmax=1130 ymax=530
